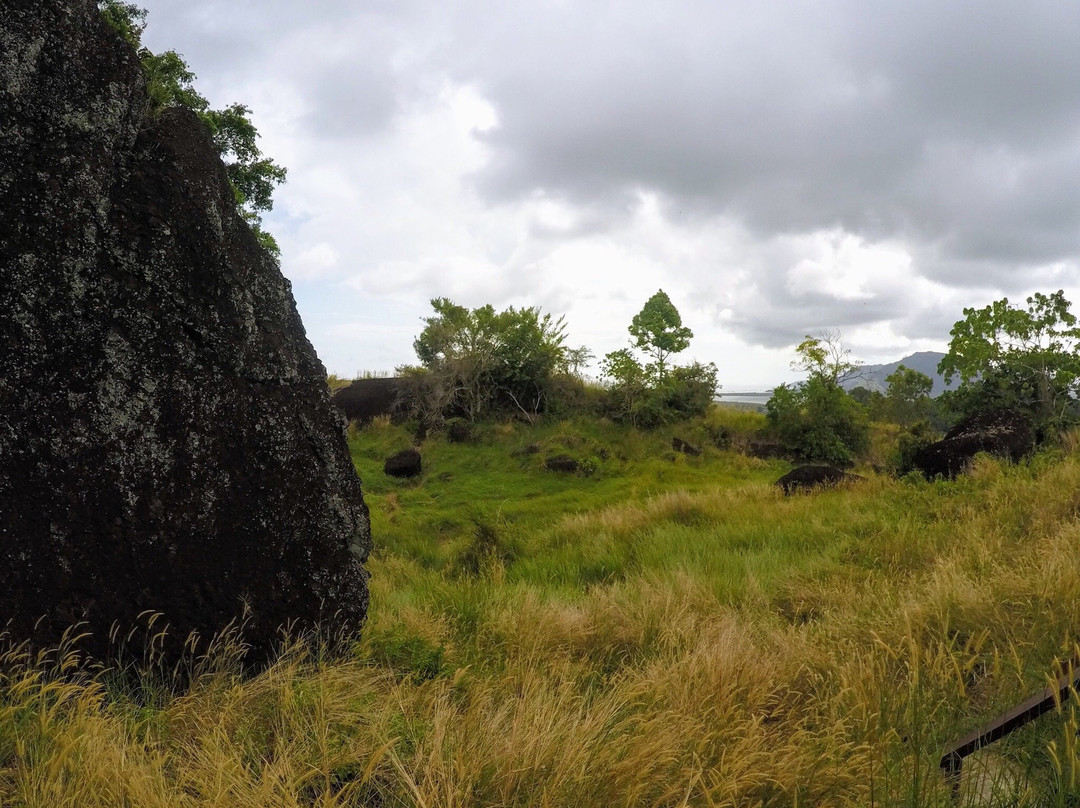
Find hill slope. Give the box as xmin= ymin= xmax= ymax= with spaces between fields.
xmin=842 ymin=350 xmax=956 ymax=396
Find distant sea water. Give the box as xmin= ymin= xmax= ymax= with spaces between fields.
xmin=717 ymin=392 xmax=772 ymax=405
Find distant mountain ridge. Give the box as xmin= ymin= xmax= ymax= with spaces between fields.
xmin=842 ymin=351 xmax=956 ymax=397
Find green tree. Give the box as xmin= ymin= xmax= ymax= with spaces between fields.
xmin=98 ymin=0 xmax=286 ymax=256
xmin=791 ymin=330 xmax=859 ymax=386
xmin=600 ymin=349 xmax=649 ymax=426
xmin=628 ymin=290 xmax=693 ymax=381
xmin=884 ymin=365 xmax=933 ymax=426
xmin=766 ymin=332 xmax=869 ymax=465
xmin=411 ymin=299 xmax=570 ymax=422
xmin=600 ymin=292 xmax=717 ymax=427
xmin=938 ymin=290 xmax=1080 ymax=427
xmin=99 ymin=0 xmax=145 ymax=46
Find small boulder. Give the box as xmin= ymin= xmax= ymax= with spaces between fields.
xmin=385 ymin=449 xmax=422 ymax=478
xmin=911 ymin=409 xmax=1035 ymax=479
xmin=745 ymin=439 xmax=785 ymax=460
xmin=672 ymin=437 xmax=702 ymax=456
xmin=776 ymin=465 xmax=858 ymax=495
xmin=545 ymin=454 xmax=580 ymax=473
xmin=445 ymin=418 xmax=472 ymax=444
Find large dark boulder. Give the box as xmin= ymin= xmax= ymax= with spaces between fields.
xmin=332 ymin=377 xmax=405 ymax=425
xmin=911 ymin=409 xmax=1035 ymax=479
xmin=0 ymin=1 xmax=370 ymax=664
xmin=545 ymin=454 xmax=580 ymax=473
xmin=384 ymin=449 xmax=422 ymax=478
xmin=776 ymin=465 xmax=859 ymax=495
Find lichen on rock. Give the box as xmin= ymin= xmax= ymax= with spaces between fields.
xmin=0 ymin=0 xmax=371 ymax=665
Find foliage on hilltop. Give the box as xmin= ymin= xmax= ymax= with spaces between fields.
xmin=601 ymin=291 xmax=718 ymax=427
xmin=98 ymin=0 xmax=286 ymax=255
xmin=939 ymin=290 xmax=1080 ymax=432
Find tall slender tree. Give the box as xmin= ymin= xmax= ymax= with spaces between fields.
xmin=628 ymin=289 xmax=693 ymax=381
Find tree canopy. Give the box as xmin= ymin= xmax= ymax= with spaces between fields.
xmin=599 ymin=291 xmax=716 ymax=427
xmin=767 ymin=331 xmax=868 ymax=465
xmin=938 ymin=290 xmax=1080 ymax=426
xmin=98 ymin=0 xmax=287 ymax=256
xmin=410 ymin=298 xmax=571 ymax=421
xmin=628 ymin=290 xmax=693 ymax=381
xmin=883 ymin=365 xmax=933 ymax=426
xmin=790 ymin=331 xmax=859 ymax=386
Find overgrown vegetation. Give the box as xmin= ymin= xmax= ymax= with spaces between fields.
xmin=10 ymin=414 xmax=1080 ymax=805
xmin=397 ymin=298 xmax=586 ymax=426
xmin=939 ymin=290 xmax=1080 ymax=432
xmin=98 ymin=0 xmax=287 ymax=255
xmin=393 ymin=290 xmax=716 ymax=432
xmin=765 ymin=292 xmax=1080 ymax=467
xmin=600 ymin=290 xmax=719 ymax=427
xmin=767 ymin=332 xmax=870 ymax=466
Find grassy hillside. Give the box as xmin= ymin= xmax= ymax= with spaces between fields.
xmin=7 ymin=411 xmax=1080 ymax=806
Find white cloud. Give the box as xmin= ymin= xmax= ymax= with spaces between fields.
xmin=136 ymin=0 xmax=1080 ymax=386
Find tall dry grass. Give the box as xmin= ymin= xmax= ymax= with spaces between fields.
xmin=8 ymin=448 xmax=1080 ymax=805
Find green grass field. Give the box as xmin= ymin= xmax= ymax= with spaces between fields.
xmin=7 ymin=410 xmax=1080 ymax=806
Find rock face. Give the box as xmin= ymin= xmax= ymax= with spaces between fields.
xmin=671 ymin=437 xmax=702 ymax=456
xmin=545 ymin=455 xmax=580 ymax=473
xmin=384 ymin=449 xmax=422 ymax=478
xmin=912 ymin=409 xmax=1035 ymax=479
xmin=0 ymin=1 xmax=370 ymax=663
xmin=775 ymin=465 xmax=857 ymax=495
xmin=332 ymin=377 xmax=405 ymax=425
xmin=445 ymin=418 xmax=472 ymax=444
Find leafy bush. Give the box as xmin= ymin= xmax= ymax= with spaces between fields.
xmin=601 ymin=354 xmax=718 ymax=428
xmin=411 ymin=299 xmax=582 ymax=422
xmin=939 ymin=290 xmax=1080 ymax=434
xmin=766 ymin=333 xmax=870 ymax=466
xmin=891 ymin=420 xmax=941 ymax=476
xmin=767 ymin=378 xmax=869 ymax=466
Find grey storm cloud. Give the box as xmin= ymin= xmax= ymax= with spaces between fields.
xmin=438 ymin=0 xmax=1080 ymax=281
xmin=134 ymin=0 xmax=1080 ymax=375
xmin=140 ymin=0 xmax=1080 ymax=280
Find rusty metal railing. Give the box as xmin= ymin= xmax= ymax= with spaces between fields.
xmin=940 ymin=666 xmax=1080 ymax=795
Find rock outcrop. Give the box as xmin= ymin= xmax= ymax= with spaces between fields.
xmin=0 ymin=1 xmax=370 ymax=664
xmin=384 ymin=449 xmax=422 ymax=478
xmin=776 ymin=465 xmax=859 ymax=495
xmin=911 ymin=409 xmax=1035 ymax=479
xmin=671 ymin=437 xmax=702 ymax=457
xmin=332 ymin=377 xmax=405 ymax=425
xmin=545 ymin=455 xmax=580 ymax=473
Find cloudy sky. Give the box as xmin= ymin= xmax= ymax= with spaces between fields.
xmin=137 ymin=0 xmax=1080 ymax=388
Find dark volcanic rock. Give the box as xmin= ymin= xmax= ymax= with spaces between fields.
xmin=445 ymin=418 xmax=471 ymax=444
xmin=545 ymin=454 xmax=580 ymax=473
xmin=0 ymin=1 xmax=370 ymax=664
xmin=911 ymin=409 xmax=1035 ymax=479
xmin=745 ymin=438 xmax=785 ymax=460
xmin=332 ymin=377 xmax=405 ymax=425
xmin=776 ymin=465 xmax=858 ymax=495
xmin=384 ymin=449 xmax=422 ymax=478
xmin=672 ymin=437 xmax=702 ymax=456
